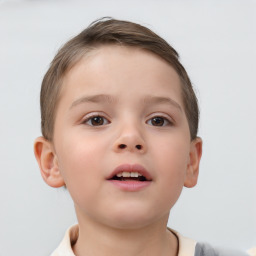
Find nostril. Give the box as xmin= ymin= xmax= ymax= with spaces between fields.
xmin=136 ymin=145 xmax=142 ymax=150
xmin=117 ymin=144 xmax=143 ymax=150
xmin=119 ymin=144 xmax=127 ymax=149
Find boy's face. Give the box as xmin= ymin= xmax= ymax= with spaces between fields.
xmin=40 ymin=45 xmax=201 ymax=229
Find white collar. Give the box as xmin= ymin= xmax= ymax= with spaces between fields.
xmin=51 ymin=224 xmax=196 ymax=256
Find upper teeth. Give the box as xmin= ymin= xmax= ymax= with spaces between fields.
xmin=116 ymin=172 xmax=142 ymax=178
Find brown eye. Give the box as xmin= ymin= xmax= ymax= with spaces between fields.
xmin=151 ymin=117 xmax=164 ymax=126
xmin=85 ymin=116 xmax=109 ymax=126
xmin=147 ymin=116 xmax=171 ymax=126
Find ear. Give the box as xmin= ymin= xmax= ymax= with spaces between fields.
xmin=34 ymin=136 xmax=65 ymax=188
xmin=184 ymin=137 xmax=203 ymax=188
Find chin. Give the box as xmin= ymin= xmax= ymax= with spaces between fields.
xmin=103 ymin=206 xmax=167 ymax=230
xmin=108 ymin=217 xmax=154 ymax=230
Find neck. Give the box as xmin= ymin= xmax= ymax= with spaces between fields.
xmin=73 ymin=213 xmax=178 ymax=256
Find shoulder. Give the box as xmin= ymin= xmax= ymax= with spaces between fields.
xmin=169 ymin=228 xmax=196 ymax=256
xmin=195 ymin=242 xmax=249 ymax=256
xmin=169 ymin=228 xmax=249 ymax=256
xmin=50 ymin=224 xmax=78 ymax=256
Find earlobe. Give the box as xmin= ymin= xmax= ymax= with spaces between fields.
xmin=34 ymin=136 xmax=65 ymax=188
xmin=184 ymin=137 xmax=203 ymax=188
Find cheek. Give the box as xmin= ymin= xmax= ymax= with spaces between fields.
xmin=151 ymin=136 xmax=190 ymax=197
xmin=153 ymin=134 xmax=190 ymax=171
xmin=56 ymin=136 xmax=105 ymax=192
xmin=57 ymin=131 xmax=105 ymax=168
xmin=57 ymin=145 xmax=102 ymax=208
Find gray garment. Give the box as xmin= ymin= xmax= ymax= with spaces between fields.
xmin=195 ymin=243 xmax=249 ymax=256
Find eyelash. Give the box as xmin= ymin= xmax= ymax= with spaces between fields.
xmin=146 ymin=115 xmax=173 ymax=127
xmin=82 ymin=113 xmax=110 ymax=126
xmin=82 ymin=113 xmax=173 ymax=127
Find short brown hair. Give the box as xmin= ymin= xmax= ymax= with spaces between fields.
xmin=40 ymin=17 xmax=199 ymax=141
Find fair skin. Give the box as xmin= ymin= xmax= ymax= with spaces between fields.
xmin=34 ymin=45 xmax=202 ymax=256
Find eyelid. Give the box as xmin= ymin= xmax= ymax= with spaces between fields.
xmin=146 ymin=113 xmax=175 ymax=125
xmin=81 ymin=112 xmax=111 ymax=125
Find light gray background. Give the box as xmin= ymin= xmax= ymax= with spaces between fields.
xmin=0 ymin=1 xmax=255 ymax=255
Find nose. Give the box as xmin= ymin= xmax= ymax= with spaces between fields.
xmin=112 ymin=125 xmax=147 ymax=153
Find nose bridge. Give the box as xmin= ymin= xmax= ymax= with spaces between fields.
xmin=113 ymin=116 xmax=146 ymax=153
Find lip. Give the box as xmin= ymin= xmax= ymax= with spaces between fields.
xmin=107 ymin=164 xmax=153 ymax=181
xmin=108 ymin=180 xmax=151 ymax=192
xmin=107 ymin=164 xmax=152 ymax=192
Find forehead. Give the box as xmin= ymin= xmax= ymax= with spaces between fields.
xmin=60 ymin=45 xmax=183 ymax=106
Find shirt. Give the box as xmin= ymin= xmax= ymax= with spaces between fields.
xmin=50 ymin=225 xmax=250 ymax=256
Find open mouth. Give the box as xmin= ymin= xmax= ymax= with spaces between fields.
xmin=110 ymin=172 xmax=148 ymax=182
xmin=107 ymin=164 xmax=152 ymax=184
xmin=107 ymin=165 xmax=152 ymax=191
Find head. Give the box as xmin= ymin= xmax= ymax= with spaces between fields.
xmin=34 ymin=18 xmax=202 ymax=229
xmin=40 ymin=17 xmax=199 ymax=142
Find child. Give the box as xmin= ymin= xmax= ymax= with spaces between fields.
xmin=34 ymin=18 xmax=250 ymax=256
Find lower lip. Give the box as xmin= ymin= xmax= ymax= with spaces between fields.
xmin=108 ymin=180 xmax=151 ymax=191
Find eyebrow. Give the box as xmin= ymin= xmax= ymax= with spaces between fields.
xmin=70 ymin=94 xmax=182 ymax=111
xmin=70 ymin=94 xmax=115 ymax=109
xmin=143 ymin=96 xmax=182 ymax=111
